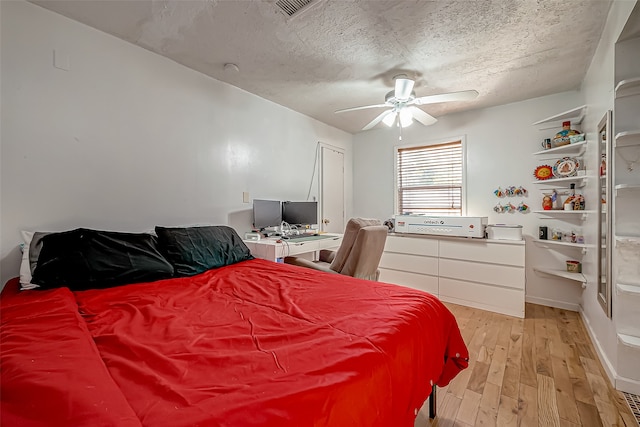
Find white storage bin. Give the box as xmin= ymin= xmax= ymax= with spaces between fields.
xmin=486 ymin=224 xmax=523 ymax=241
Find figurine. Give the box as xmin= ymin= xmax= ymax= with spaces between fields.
xmin=542 ymin=194 xmax=553 ymax=210
xmin=551 ymin=190 xmax=558 ymax=209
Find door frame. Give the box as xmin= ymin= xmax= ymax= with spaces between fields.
xmin=318 ymin=142 xmax=345 ymax=233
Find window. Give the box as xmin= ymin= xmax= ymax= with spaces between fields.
xmin=395 ymin=139 xmax=464 ymax=216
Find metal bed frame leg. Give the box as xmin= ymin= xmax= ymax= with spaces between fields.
xmin=429 ymin=384 xmax=437 ymax=419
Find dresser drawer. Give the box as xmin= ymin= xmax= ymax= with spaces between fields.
xmin=380 ymin=252 xmax=438 ymax=275
xmin=385 ymin=235 xmax=438 ymax=257
xmin=439 ymin=258 xmax=525 ymax=290
xmin=439 ymin=277 xmax=525 ymax=318
xmin=439 ymin=240 xmax=524 ymax=267
xmin=378 ymin=268 xmax=438 ymax=295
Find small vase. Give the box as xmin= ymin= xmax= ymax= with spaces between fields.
xmin=553 ymin=121 xmax=581 ymax=147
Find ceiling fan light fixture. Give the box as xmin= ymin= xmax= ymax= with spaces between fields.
xmin=394 ymin=78 xmax=415 ymax=101
xmin=335 ymin=74 xmax=476 ymax=131
xmin=382 ymin=111 xmax=397 ymax=127
xmin=399 ymin=108 xmax=413 ymax=127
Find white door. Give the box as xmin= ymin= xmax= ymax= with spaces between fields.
xmin=319 ymin=145 xmax=345 ymax=233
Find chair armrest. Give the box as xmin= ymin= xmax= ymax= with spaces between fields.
xmin=318 ymin=249 xmax=336 ymax=264
xmin=283 ymin=256 xmax=336 ymax=274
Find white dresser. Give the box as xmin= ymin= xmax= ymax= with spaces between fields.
xmin=379 ymin=234 xmax=525 ymax=318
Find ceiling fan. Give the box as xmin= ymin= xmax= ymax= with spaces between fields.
xmin=335 ymin=74 xmax=479 ymax=131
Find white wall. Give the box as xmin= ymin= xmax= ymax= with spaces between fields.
xmin=353 ymin=91 xmax=588 ymax=310
xmin=0 ymin=0 xmax=353 ymax=286
xmin=580 ymin=0 xmax=639 ymax=390
xmin=352 ymin=0 xmax=638 ymax=390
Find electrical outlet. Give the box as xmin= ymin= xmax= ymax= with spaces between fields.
xmin=242 ymin=192 xmax=249 ymax=203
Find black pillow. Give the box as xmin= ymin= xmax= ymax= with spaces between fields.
xmin=29 ymin=231 xmax=51 ymax=275
xmin=32 ymin=228 xmax=174 ymax=290
xmin=155 ymin=225 xmax=253 ymax=276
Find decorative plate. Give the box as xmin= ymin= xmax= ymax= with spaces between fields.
xmin=534 ymin=165 xmax=553 ymax=180
xmin=553 ymin=157 xmax=580 ymax=178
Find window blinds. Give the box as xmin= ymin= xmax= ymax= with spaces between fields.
xmin=397 ymin=141 xmax=462 ymax=216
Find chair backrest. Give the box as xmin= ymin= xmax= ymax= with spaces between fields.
xmin=329 ymin=218 xmax=388 ymax=281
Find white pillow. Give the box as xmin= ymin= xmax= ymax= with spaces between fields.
xmin=19 ymin=231 xmax=40 ymax=290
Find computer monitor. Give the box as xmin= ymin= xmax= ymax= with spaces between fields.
xmin=252 ymin=199 xmax=282 ymax=230
xmin=282 ymin=201 xmax=318 ymax=226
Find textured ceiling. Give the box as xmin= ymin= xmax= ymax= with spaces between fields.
xmin=31 ymin=0 xmax=613 ymax=134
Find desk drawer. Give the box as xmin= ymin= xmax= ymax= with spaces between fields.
xmin=320 ymin=235 xmax=343 ymax=250
xmin=278 ymin=235 xmax=342 ymax=258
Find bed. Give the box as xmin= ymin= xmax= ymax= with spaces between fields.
xmin=1 ymin=226 xmax=468 ymax=427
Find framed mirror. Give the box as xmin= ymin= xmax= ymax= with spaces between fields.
xmin=597 ymin=110 xmax=612 ymax=317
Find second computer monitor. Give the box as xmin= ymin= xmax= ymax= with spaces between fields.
xmin=282 ymin=201 xmax=317 ymax=226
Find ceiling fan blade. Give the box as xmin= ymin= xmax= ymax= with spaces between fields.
xmin=362 ymin=109 xmax=394 ymax=131
xmin=395 ymin=78 xmax=415 ymax=101
xmin=412 ymin=90 xmax=479 ymax=106
xmin=408 ymin=106 xmax=438 ymax=126
xmin=334 ymin=103 xmax=389 ymax=114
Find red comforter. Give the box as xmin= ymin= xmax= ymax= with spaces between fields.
xmin=1 ymin=259 xmax=468 ymax=427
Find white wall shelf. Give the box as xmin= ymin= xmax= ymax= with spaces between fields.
xmin=532 ymin=105 xmax=587 ymax=130
xmin=615 ymin=130 xmax=640 ymax=147
xmin=534 ymin=239 xmax=588 ymax=254
xmin=615 ymin=235 xmax=640 ymax=246
xmin=531 ymin=105 xmax=590 ymax=296
xmin=532 ymin=176 xmax=587 ymax=187
xmin=618 ymin=333 xmax=640 ymax=350
xmin=615 ymin=77 xmax=640 ymax=98
xmin=616 ymin=283 xmax=640 ymax=296
xmin=611 ymin=33 xmax=640 ymax=392
xmin=615 ymin=184 xmax=640 ymax=196
xmin=534 ymin=238 xmax=588 ymax=248
xmin=533 ymin=210 xmax=594 ymax=220
xmin=533 ymin=139 xmax=588 ymax=156
xmin=533 ymin=267 xmax=586 ymax=286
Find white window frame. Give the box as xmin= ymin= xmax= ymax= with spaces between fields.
xmin=393 ymin=136 xmax=467 ymax=216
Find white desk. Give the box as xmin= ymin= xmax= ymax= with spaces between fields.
xmin=244 ymin=234 xmax=343 ymax=262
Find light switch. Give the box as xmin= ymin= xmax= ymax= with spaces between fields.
xmin=242 ymin=192 xmax=250 ymax=203
xmin=53 ymin=49 xmax=70 ymax=71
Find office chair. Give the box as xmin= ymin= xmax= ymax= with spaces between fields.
xmin=284 ymin=218 xmax=388 ymax=281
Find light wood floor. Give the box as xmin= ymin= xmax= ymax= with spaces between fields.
xmin=418 ymin=302 xmax=638 ymax=427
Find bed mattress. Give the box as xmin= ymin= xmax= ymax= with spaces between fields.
xmin=1 ymin=258 xmax=468 ymax=426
